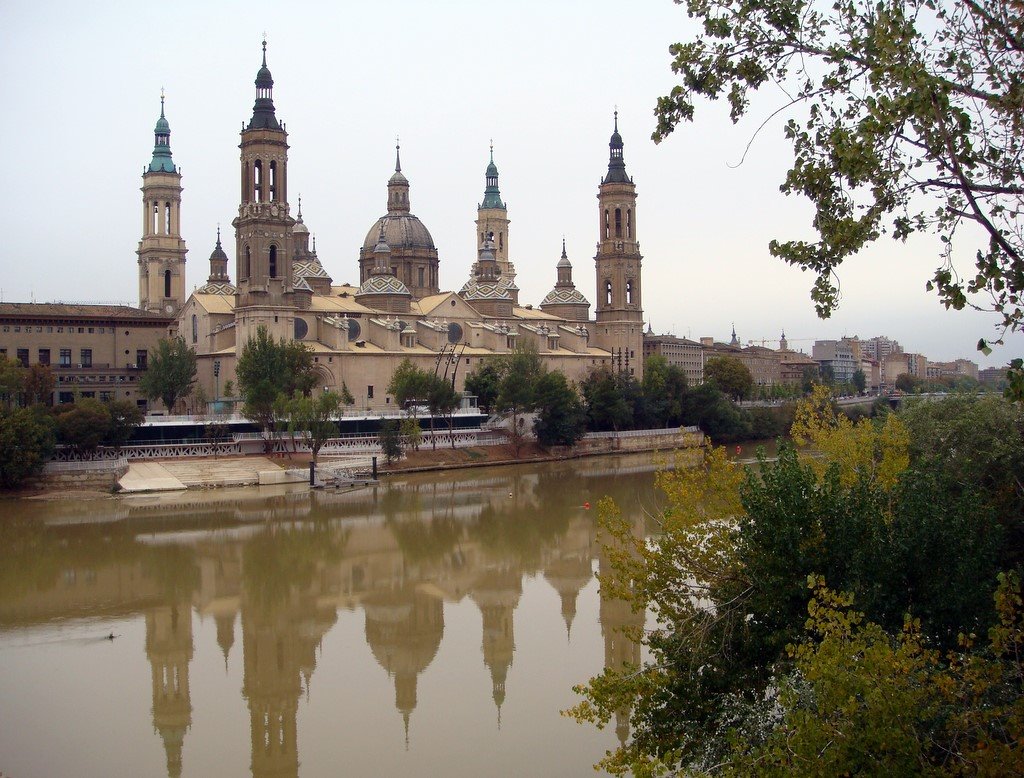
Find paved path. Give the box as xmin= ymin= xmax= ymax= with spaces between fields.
xmin=119 ymin=457 xmax=285 ymax=492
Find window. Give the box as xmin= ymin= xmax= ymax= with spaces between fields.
xmin=88 ymin=327 xmax=94 ymax=334
xmin=165 ymin=202 xmax=172 ymax=235
xmin=615 ymin=208 xmax=622 ymax=238
xmin=59 ymin=349 xmax=71 ymax=366
xmin=136 ymin=350 xmax=148 ymax=369
xmin=604 ymin=209 xmax=610 ymax=239
xmin=605 ymin=280 xmax=613 ymax=305
xmin=80 ymin=349 xmax=92 ymax=368
xmin=367 ymin=385 xmax=374 ymax=399
xmin=164 ymin=269 xmax=172 ymax=298
xmin=16 ymin=349 xmax=29 ymax=367
xmin=418 ymin=267 xmax=425 ymax=287
xmin=269 ymin=245 xmax=277 ymax=279
xmin=626 ymin=280 xmax=633 ymax=305
xmin=269 ymin=161 xmax=277 ymax=201
xmin=59 ymin=392 xmax=73 ymax=404
xmin=245 ymin=246 xmax=251 ymax=279
xmin=100 ymin=392 xmax=113 ymax=402
xmin=38 ymin=349 xmax=50 ymax=365
xmin=627 ymin=209 xmax=632 ymax=238
xmin=81 ymin=391 xmax=95 ymax=399
xmin=191 ymin=314 xmax=198 ymax=344
xmin=254 ymin=159 xmax=263 ymax=201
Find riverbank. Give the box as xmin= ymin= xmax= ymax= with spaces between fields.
xmin=8 ymin=427 xmax=706 ymax=499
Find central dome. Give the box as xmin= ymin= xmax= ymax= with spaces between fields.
xmin=362 ymin=215 xmax=435 ymax=252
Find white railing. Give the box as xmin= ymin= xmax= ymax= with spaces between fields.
xmin=44 ymin=457 xmax=128 ymax=473
xmin=582 ymin=426 xmax=700 ymax=440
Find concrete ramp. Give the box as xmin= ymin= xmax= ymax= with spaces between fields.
xmin=119 ymin=462 xmax=187 ymax=493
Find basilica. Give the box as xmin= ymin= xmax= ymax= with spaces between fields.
xmin=142 ymin=42 xmax=645 ymax=410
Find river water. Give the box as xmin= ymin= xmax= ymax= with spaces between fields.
xmin=0 ymin=445 xmax=770 ymax=777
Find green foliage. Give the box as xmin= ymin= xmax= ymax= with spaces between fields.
xmin=495 ymin=346 xmax=545 ymax=456
xmin=655 ymin=0 xmax=1024 ymax=349
xmin=378 ymin=419 xmax=403 ymax=464
xmin=55 ymin=398 xmax=111 ymax=453
xmin=104 ymin=399 xmax=144 ymax=450
xmin=0 ymin=356 xmax=26 ymax=410
xmin=851 ymin=368 xmax=866 ymax=394
xmin=399 ymin=416 xmax=422 ymax=452
xmin=533 ymin=371 xmax=586 ymax=447
xmin=570 ymin=392 xmax=1017 ymax=774
xmin=0 ymin=407 xmax=55 ymax=488
xmin=426 ymin=374 xmax=461 ymax=449
xmin=581 ymin=368 xmax=634 ymax=431
xmin=138 ymin=337 xmax=197 ymax=413
xmin=338 ymin=381 xmax=355 ymax=406
xmin=895 ymin=372 xmax=923 ymax=394
xmin=642 ymin=355 xmax=689 ymax=427
xmin=464 ymin=360 xmax=501 ymax=414
xmin=704 ymin=355 xmax=753 ymax=400
xmin=387 ymin=359 xmax=432 ymax=413
xmin=288 ymin=391 xmax=342 ymax=463
xmin=22 ymin=364 xmax=54 ymax=406
xmin=236 ymin=326 xmax=315 ymax=446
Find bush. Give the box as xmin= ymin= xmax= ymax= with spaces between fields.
xmin=0 ymin=407 xmax=55 ymax=488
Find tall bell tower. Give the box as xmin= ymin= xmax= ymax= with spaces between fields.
xmin=138 ymin=94 xmax=187 ymax=316
xmin=232 ymin=40 xmax=296 ymax=348
xmin=593 ymin=112 xmax=644 ymax=379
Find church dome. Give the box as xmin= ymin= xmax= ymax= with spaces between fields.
xmin=356 ymin=274 xmax=412 ymax=298
xmin=362 ymin=215 xmax=435 ymax=252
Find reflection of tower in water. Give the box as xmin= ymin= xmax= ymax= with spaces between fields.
xmin=241 ymin=592 xmax=336 ymax=778
xmin=471 ymin=569 xmax=522 ymax=726
xmin=146 ymin=601 xmax=194 ymax=778
xmin=597 ymin=513 xmax=645 ymax=747
xmin=364 ymin=587 xmax=445 ymax=747
xmin=543 ymin=515 xmax=596 ymax=641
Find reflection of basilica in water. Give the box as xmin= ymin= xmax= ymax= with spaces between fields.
xmin=0 ymin=459 xmax=652 ymax=777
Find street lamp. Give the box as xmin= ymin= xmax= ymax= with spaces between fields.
xmin=213 ymin=360 xmax=221 ymax=407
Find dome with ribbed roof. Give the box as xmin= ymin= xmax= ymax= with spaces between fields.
xmin=362 ymin=216 xmax=435 ymax=253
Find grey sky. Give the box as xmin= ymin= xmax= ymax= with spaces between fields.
xmin=1 ymin=0 xmax=1018 ymax=367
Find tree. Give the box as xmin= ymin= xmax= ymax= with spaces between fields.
xmin=495 ymin=347 xmax=544 ymax=456
xmin=105 ymin=399 xmax=144 ymax=450
xmin=0 ymin=407 xmax=55 ymax=488
xmin=533 ymin=371 xmax=586 ymax=447
xmin=655 ymin=0 xmax=1024 ymax=359
xmin=464 ymin=360 xmax=502 ymax=415
xmin=426 ymin=374 xmax=461 ymax=449
xmin=378 ymin=419 xmax=403 ymax=464
xmin=399 ymin=416 xmax=422 ymax=452
xmin=22 ymin=364 xmax=54 ymax=407
xmin=139 ymin=337 xmax=197 ymax=413
xmin=55 ymin=398 xmax=111 ymax=454
xmin=236 ymin=326 xmax=315 ymax=450
xmin=289 ymin=391 xmax=342 ymax=464
xmin=704 ymin=355 xmax=753 ymax=400
xmin=0 ymin=356 xmax=25 ymax=410
xmin=388 ymin=359 xmax=431 ymax=415
xmin=642 ymin=355 xmax=688 ymax=427
xmin=851 ymin=368 xmax=867 ymax=395
xmin=569 ymin=391 xmax=1011 ymax=774
xmin=581 ymin=368 xmax=633 ymax=432
xmin=895 ymin=372 xmax=922 ymax=394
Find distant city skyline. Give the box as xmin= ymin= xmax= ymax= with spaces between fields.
xmin=1 ymin=0 xmax=1019 ymax=367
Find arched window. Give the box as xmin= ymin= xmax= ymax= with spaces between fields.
xmin=499 ymin=232 xmax=504 ymax=251
xmin=627 ymin=209 xmax=632 ymax=238
xmin=615 ymin=208 xmax=622 ymax=238
xmin=269 ymin=245 xmax=278 ymax=279
xmin=418 ymin=267 xmax=425 ymax=287
xmin=604 ymin=209 xmax=610 ymax=239
xmin=152 ymin=201 xmax=159 ymax=234
xmin=191 ymin=314 xmax=198 ymax=344
xmin=253 ymin=160 xmax=263 ymax=202
xmin=269 ymin=161 xmax=277 ymax=202
xmin=626 ymin=280 xmax=633 ymax=305
xmin=245 ymin=246 xmax=251 ymax=280
xmin=605 ymin=280 xmax=613 ymax=305
xmin=165 ymin=202 xmax=172 ymax=235
xmin=164 ymin=270 xmax=172 ymax=299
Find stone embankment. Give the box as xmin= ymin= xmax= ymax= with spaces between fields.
xmin=35 ymin=458 xmax=129 ymax=492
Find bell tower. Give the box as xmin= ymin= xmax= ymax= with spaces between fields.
xmin=232 ymin=40 xmax=296 ymax=347
xmin=593 ymin=112 xmax=644 ymax=379
xmin=138 ymin=94 xmax=187 ymax=316
xmin=475 ymin=144 xmax=518 ymax=304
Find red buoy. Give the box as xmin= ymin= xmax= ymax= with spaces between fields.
xmin=583 ymin=502 xmax=591 ymax=510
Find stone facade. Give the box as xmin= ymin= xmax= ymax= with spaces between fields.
xmin=0 ymin=303 xmax=173 ymax=407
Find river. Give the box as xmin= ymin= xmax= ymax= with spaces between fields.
xmin=0 ymin=446 xmax=773 ymax=777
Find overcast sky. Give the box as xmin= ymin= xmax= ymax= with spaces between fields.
xmin=1 ymin=0 xmax=1019 ymax=367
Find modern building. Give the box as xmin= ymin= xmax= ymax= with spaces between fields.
xmin=0 ymin=303 xmax=174 ymax=407
xmin=811 ymin=339 xmax=857 ymax=384
xmin=642 ymin=333 xmax=704 ymax=385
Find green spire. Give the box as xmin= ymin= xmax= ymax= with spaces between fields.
xmin=148 ymin=91 xmax=176 ymax=174
xmin=480 ymin=142 xmax=505 ymax=210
